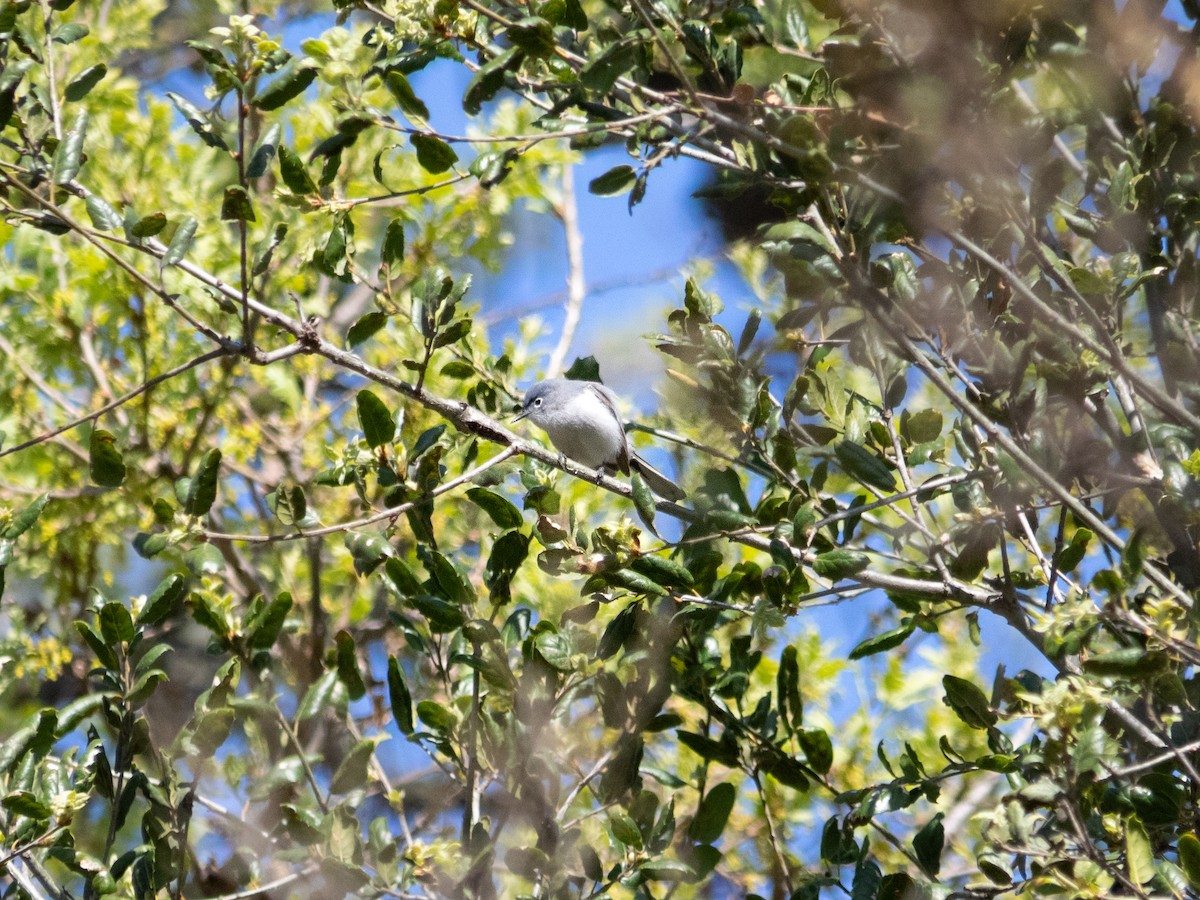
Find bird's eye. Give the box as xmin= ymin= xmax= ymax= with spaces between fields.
xmin=534 ymin=398 xmax=542 ymax=407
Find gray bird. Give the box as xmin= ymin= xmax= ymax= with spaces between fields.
xmin=514 ymin=378 xmax=685 ymax=502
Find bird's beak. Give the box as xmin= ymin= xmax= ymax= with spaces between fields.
xmin=512 ymin=408 xmax=529 ymax=422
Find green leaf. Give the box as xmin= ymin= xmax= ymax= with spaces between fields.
xmin=942 ymin=674 xmax=997 ymax=729
xmin=535 ymin=630 xmax=574 ymax=672
xmin=5 ymin=493 xmax=49 ymax=539
xmin=89 ymin=428 xmax=126 ymax=487
xmin=381 ymin=217 xmax=405 ymax=266
xmin=77 ymin=620 xmax=118 ymax=669
xmin=903 ymin=409 xmax=943 ymax=443
xmin=138 ymin=575 xmax=186 ymax=626
xmin=630 ymin=470 xmax=658 ymax=536
xmin=184 ymin=543 xmax=224 ymax=576
xmin=912 ymin=813 xmax=944 ymax=877
xmin=1056 ymin=528 xmax=1092 ymax=572
xmin=1126 ymin=815 xmax=1153 ymax=885
xmin=580 ymin=40 xmax=640 ymax=93
xmin=466 ymin=487 xmax=523 ymax=529
xmin=167 ymin=91 xmax=229 ymax=151
xmin=1082 ymin=648 xmax=1167 ymax=678
xmin=356 ymin=389 xmax=395 ymax=448
xmin=1178 ymin=832 xmax=1200 ymax=888
xmin=676 ymin=730 xmax=738 ymax=767
xmin=99 ymin=602 xmax=134 ymax=645
xmin=385 ymin=71 xmax=429 ymax=121
xmin=246 ymin=123 xmax=281 ymax=178
xmin=252 ymin=223 xmax=288 ymax=276
xmin=507 ymin=16 xmax=555 ymax=57
xmin=609 ymin=811 xmax=643 ymax=849
xmin=221 ymin=185 xmax=256 ymax=222
xmin=52 ymin=22 xmax=88 ymax=43
xmin=629 ymin=554 xmax=693 ymax=589
xmin=3 ymin=790 xmax=51 ymax=821
xmin=296 ymin=669 xmax=344 ymax=721
xmin=278 ymin=144 xmax=318 ymax=194
xmin=271 ymin=480 xmax=307 ymax=526
xmin=130 ymin=211 xmax=167 ymax=238
xmin=462 ymin=47 xmax=520 ymax=115
xmin=411 ymin=134 xmax=459 ymax=173
xmin=335 ymin=630 xmax=366 ymax=701
xmin=252 ymin=58 xmax=319 ymax=110
xmin=848 ymin=623 xmax=914 ymax=660
xmin=588 ymin=165 xmax=637 ymax=196
xmin=409 ymin=593 xmax=466 ymax=631
xmin=52 ymin=110 xmax=88 ymax=184
xmin=798 ymin=728 xmax=833 ymax=774
xmin=416 ymin=699 xmax=457 ymax=732
xmin=65 ymin=63 xmax=107 ymax=101
xmin=161 ymin=216 xmax=197 ymax=268
xmin=186 ymin=449 xmax=222 ymax=516
xmin=688 ymin=782 xmax=736 ymax=844
xmin=345 ymin=532 xmax=394 ymax=576
xmin=812 ymin=549 xmax=870 ymax=580
xmin=419 ymin=546 xmax=476 ymax=604
xmin=246 ymin=592 xmax=292 ymax=649
xmin=85 ymin=194 xmax=122 ymax=231
xmin=0 ymin=709 xmax=57 ymax=774
xmin=331 ymin=737 xmax=375 ymax=794
xmin=835 ymin=441 xmax=896 ymax=491
xmin=777 ymin=644 xmax=802 ymax=731
xmin=387 ymin=656 xmax=414 ymax=735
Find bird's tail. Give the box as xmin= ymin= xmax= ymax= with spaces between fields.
xmin=630 ymin=454 xmax=686 ymax=502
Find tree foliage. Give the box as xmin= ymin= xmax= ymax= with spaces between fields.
xmin=3 ymin=0 xmax=1200 ymax=898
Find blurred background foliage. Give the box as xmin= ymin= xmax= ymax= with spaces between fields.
xmin=3 ymin=0 xmax=1200 ymax=898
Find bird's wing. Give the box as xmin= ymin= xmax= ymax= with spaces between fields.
xmin=587 ymin=382 xmax=630 ymax=474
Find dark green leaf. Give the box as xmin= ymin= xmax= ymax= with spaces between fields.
xmin=466 ymin=487 xmax=523 ymax=529
xmin=411 ymin=134 xmax=459 ymax=174
xmin=688 ymin=782 xmax=736 ymax=844
xmin=580 ymin=41 xmax=640 ymax=93
xmin=462 ymin=47 xmax=520 ymax=115
xmin=335 ymin=630 xmax=366 ymax=701
xmin=65 ymin=63 xmax=106 ymax=101
xmin=77 ymin=620 xmax=118 ymax=669
xmin=629 ymin=554 xmax=693 ymax=589
xmin=381 ymin=217 xmax=405 ymax=266
xmin=52 ymin=110 xmax=88 ymax=184
xmin=848 ymin=623 xmax=914 ymax=660
xmin=246 ymin=592 xmax=292 ymax=649
xmin=99 ymin=602 xmax=134 ymax=645
xmin=507 ymin=16 xmax=555 ymax=57
xmin=356 ymin=389 xmax=395 ymax=448
xmin=345 ymin=532 xmax=394 ymax=576
xmin=246 ymin=123 xmax=281 ymax=178
xmin=270 ymin=481 xmax=308 ymax=527
xmin=609 ymin=811 xmax=643 ymax=848
xmin=419 ymin=546 xmax=476 ymax=604
xmin=798 ymin=728 xmax=833 ymax=774
xmin=942 ymin=674 xmax=997 ymax=729
xmin=913 ymin=813 xmax=944 ymax=877
xmin=278 ymin=144 xmax=318 ymax=194
xmin=184 ymin=543 xmax=224 ymax=576
xmin=51 ymin=22 xmax=88 ymax=43
xmin=835 ymin=441 xmax=896 ymax=491
xmin=252 ymin=223 xmax=288 ymax=277
xmin=676 ymin=730 xmax=738 ymax=767
xmin=130 ymin=211 xmax=168 ymax=238
xmin=186 ymin=449 xmax=222 ymax=516
xmin=777 ymin=644 xmax=802 ymax=731
xmin=138 ymin=575 xmax=186 ymax=626
xmin=296 ymin=669 xmax=344 ymax=721
xmin=167 ymin=91 xmax=229 ymax=151
xmin=409 ymin=593 xmax=466 ymax=631
xmin=252 ymin=59 xmax=319 ymax=110
xmin=331 ymin=737 xmax=375 ymax=793
xmin=3 ymin=790 xmax=51 ymax=821
xmin=416 ymin=699 xmax=457 ymax=732
xmin=385 ymin=71 xmax=429 ymax=121
xmin=588 ymin=164 xmax=637 ymax=196
xmin=1178 ymin=832 xmax=1200 ymax=888
xmin=221 ymin=185 xmax=255 ymax=222
xmin=812 ymin=549 xmax=870 ymax=580
xmin=89 ymin=428 xmax=126 ymax=487
xmin=387 ymin=656 xmax=414 ymax=735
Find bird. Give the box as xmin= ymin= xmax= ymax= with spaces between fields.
xmin=514 ymin=378 xmax=685 ymax=502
